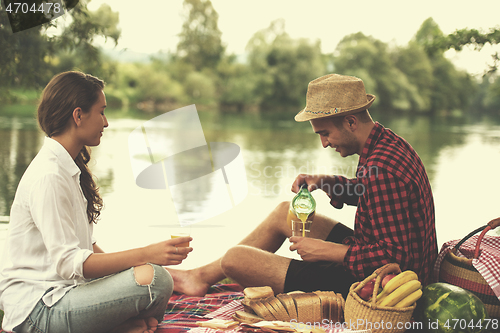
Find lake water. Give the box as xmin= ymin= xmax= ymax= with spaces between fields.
xmin=1 ymin=108 xmax=500 ymax=269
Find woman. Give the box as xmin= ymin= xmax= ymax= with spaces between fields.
xmin=0 ymin=71 xmax=192 ymax=333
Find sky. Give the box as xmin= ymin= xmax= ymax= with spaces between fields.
xmin=84 ymin=0 xmax=500 ymax=76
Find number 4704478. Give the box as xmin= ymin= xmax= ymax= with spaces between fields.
xmin=443 ymin=318 xmax=498 ymax=330
xmin=5 ymin=2 xmax=62 ymax=14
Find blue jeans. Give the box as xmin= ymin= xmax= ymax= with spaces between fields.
xmin=14 ymin=264 xmax=173 ymax=333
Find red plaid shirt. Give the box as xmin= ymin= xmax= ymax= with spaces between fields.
xmin=329 ymin=122 xmax=437 ymax=286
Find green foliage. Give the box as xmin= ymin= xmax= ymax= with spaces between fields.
xmin=111 ymin=62 xmax=187 ymax=111
xmin=177 ymin=0 xmax=225 ymax=71
xmin=332 ymin=19 xmax=478 ymax=114
xmin=394 ymin=41 xmax=434 ymax=111
xmin=1 ymin=0 xmax=497 ymax=116
xmin=0 ymin=0 xmax=121 ymax=102
xmin=246 ymin=19 xmax=326 ymax=110
xmin=216 ymin=56 xmax=261 ymax=112
xmin=420 ymin=17 xmax=500 ymax=74
xmin=471 ymin=74 xmax=500 ymax=114
xmin=184 ymin=71 xmax=217 ymax=106
xmin=334 ymin=32 xmax=424 ymax=111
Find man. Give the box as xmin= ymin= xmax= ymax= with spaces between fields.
xmin=168 ymin=74 xmax=438 ymax=298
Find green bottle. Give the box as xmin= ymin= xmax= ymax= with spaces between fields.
xmin=290 ymin=184 xmax=316 ymax=223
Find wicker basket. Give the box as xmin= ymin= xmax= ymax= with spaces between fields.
xmin=344 ymin=263 xmax=416 ymax=333
xmin=438 ymin=218 xmax=500 ymax=319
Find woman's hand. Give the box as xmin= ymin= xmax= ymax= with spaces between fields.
xmin=143 ymin=236 xmax=193 ymax=266
xmin=84 ymin=236 xmax=194 ymax=278
xmin=289 ymin=236 xmax=348 ymax=263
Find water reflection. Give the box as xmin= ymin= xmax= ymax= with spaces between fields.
xmin=0 ymin=117 xmax=40 ymax=216
xmin=1 ymin=110 xmax=500 ymax=267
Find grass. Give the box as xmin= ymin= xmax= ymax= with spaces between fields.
xmin=0 ymin=309 xmax=3 ymax=327
xmin=217 ymin=277 xmax=236 ymax=285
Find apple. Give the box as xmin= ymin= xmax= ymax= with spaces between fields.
xmin=382 ymin=274 xmax=397 ymax=288
xmin=357 ymin=279 xmax=376 ymax=301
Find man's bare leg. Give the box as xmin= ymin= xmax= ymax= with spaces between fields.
xmin=221 ymin=245 xmax=292 ymax=293
xmin=167 ymin=201 xmax=338 ymax=296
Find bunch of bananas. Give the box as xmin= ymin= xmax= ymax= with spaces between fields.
xmin=376 ymin=270 xmax=422 ymax=308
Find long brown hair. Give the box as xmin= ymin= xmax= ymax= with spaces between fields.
xmin=37 ymin=71 xmax=105 ymax=224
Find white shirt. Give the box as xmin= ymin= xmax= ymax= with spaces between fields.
xmin=0 ymin=137 xmax=94 ymax=331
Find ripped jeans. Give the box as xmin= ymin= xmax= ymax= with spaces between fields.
xmin=13 ymin=264 xmax=173 ymax=333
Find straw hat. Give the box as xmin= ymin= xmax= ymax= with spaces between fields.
xmin=295 ymin=74 xmax=376 ymax=122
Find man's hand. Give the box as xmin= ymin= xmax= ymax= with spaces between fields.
xmin=289 ymin=236 xmax=348 ymax=263
xmin=291 ymin=174 xmax=336 ymax=194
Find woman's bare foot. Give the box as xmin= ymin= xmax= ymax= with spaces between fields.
xmin=166 ymin=264 xmax=224 ymax=296
xmin=110 ymin=317 xmax=158 ymax=333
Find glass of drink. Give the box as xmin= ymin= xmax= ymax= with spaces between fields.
xmin=291 ymin=220 xmax=312 ymax=237
xmin=171 ymin=232 xmax=190 ymax=247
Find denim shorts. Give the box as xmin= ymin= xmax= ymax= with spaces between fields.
xmin=13 ymin=264 xmax=173 ymax=333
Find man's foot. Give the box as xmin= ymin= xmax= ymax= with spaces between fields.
xmin=166 ymin=267 xmax=214 ymax=296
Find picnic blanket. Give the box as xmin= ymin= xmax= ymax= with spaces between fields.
xmin=158 ymin=284 xmax=244 ymax=333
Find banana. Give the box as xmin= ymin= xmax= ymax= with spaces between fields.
xmin=394 ymin=289 xmax=423 ymax=308
xmin=378 ymin=280 xmax=422 ymax=307
xmin=376 ymin=270 xmax=418 ymax=302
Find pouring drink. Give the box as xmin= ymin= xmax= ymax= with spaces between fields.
xmin=287 ymin=184 xmax=316 ymax=235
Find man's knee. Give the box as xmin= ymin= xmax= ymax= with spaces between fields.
xmin=221 ymin=246 xmax=249 ymax=277
xmin=276 ymin=201 xmax=290 ymax=217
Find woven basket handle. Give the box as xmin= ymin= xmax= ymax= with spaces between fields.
xmin=453 ymin=218 xmax=500 ymax=259
xmin=473 ymin=218 xmax=500 ymax=258
xmin=352 ymin=263 xmax=401 ymax=305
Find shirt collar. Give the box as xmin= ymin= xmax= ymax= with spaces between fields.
xmin=358 ymin=122 xmax=384 ymax=167
xmin=43 ymin=137 xmax=81 ymax=178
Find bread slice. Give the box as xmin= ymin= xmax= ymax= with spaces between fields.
xmin=330 ymin=293 xmax=338 ymax=322
xmin=249 ymin=300 xmax=276 ymax=321
xmin=233 ymin=310 xmax=264 ymax=324
xmin=291 ymin=293 xmax=321 ymax=323
xmin=261 ymin=298 xmax=281 ymax=320
xmin=313 ymin=291 xmax=330 ymax=321
xmin=325 ymin=291 xmax=334 ymax=322
xmin=244 ymin=286 xmax=274 ymax=299
xmin=336 ymin=293 xmax=345 ymax=323
xmin=265 ymin=296 xmax=291 ymax=321
xmin=276 ymin=293 xmax=298 ymax=320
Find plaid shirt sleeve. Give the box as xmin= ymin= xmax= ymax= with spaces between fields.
xmin=327 ymin=176 xmax=361 ymax=208
xmin=341 ymin=169 xmax=413 ymax=280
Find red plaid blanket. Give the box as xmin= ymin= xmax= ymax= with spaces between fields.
xmin=158 ymin=284 xmax=244 ymax=333
xmin=434 ymin=234 xmax=500 ymax=300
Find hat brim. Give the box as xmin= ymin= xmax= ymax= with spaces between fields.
xmin=294 ymin=94 xmax=376 ymax=122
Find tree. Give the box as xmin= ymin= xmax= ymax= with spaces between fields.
xmin=394 ymin=41 xmax=434 ymax=111
xmin=414 ymin=18 xmax=476 ymax=113
xmin=176 ymin=0 xmax=225 ymax=71
xmin=216 ymin=55 xmax=261 ymax=112
xmin=0 ymin=0 xmax=120 ymax=101
xmin=419 ymin=17 xmax=500 ymax=74
xmin=333 ymin=32 xmax=425 ymax=112
xmin=246 ymin=19 xmax=326 ymax=111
